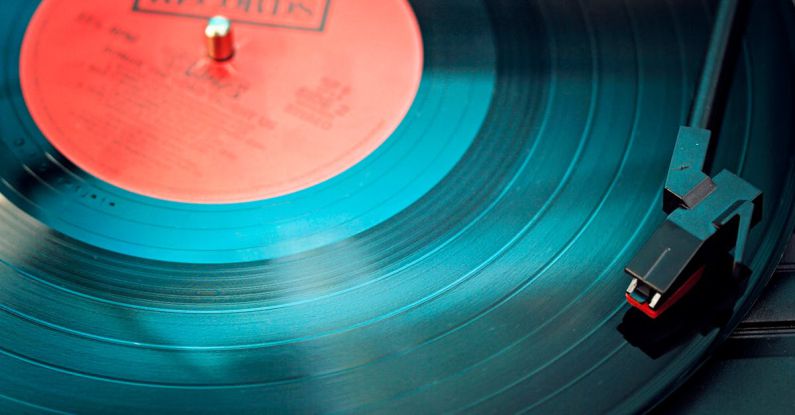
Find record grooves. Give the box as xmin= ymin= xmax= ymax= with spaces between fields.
xmin=0 ymin=0 xmax=793 ymax=413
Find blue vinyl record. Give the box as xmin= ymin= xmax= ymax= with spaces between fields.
xmin=0 ymin=0 xmax=793 ymax=413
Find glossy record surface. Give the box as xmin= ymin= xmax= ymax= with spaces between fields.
xmin=0 ymin=0 xmax=793 ymax=412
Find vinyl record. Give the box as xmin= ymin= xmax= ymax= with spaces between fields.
xmin=0 ymin=0 xmax=793 ymax=412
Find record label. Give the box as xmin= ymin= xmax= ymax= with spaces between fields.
xmin=19 ymin=0 xmax=423 ymax=204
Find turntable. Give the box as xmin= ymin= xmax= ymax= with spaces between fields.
xmin=0 ymin=0 xmax=793 ymax=412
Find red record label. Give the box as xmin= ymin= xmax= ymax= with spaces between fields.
xmin=20 ymin=0 xmax=423 ymax=203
